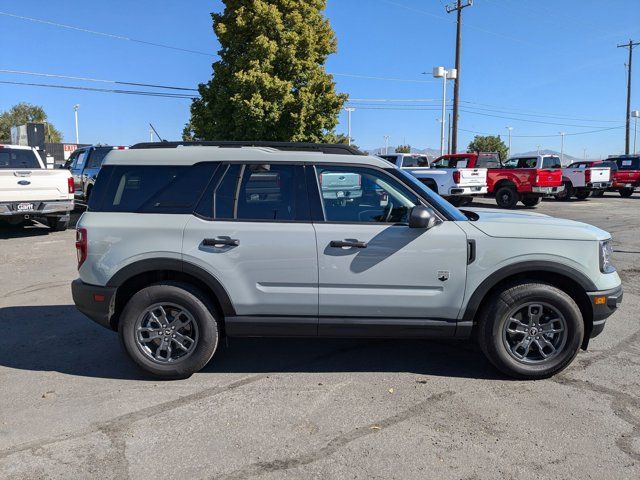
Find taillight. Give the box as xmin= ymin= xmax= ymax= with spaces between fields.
xmin=453 ymin=171 xmax=461 ymax=184
xmin=68 ymin=176 xmax=74 ymax=194
xmin=585 ymin=169 xmax=591 ymax=183
xmin=76 ymin=228 xmax=87 ymax=269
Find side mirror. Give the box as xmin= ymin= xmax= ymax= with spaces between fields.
xmin=409 ymin=205 xmax=438 ymax=229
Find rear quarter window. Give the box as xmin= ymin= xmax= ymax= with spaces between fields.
xmin=90 ymin=163 xmax=218 ymax=213
xmin=616 ymin=157 xmax=640 ymax=170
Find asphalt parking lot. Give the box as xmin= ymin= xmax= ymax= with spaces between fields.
xmin=1 ymin=195 xmax=639 ymax=480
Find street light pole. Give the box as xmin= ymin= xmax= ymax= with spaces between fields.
xmin=345 ymin=107 xmax=355 ymax=146
xmin=432 ymin=66 xmax=456 ymax=156
xmin=73 ymin=104 xmax=80 ymax=144
xmin=633 ymin=110 xmax=640 ymax=155
xmin=383 ymin=135 xmax=390 ymax=154
xmin=559 ymin=132 xmax=565 ymax=165
xmin=506 ymin=126 xmax=513 ymax=158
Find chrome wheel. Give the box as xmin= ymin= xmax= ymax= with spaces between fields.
xmin=501 ymin=302 xmax=567 ymax=364
xmin=135 ymin=303 xmax=199 ymax=364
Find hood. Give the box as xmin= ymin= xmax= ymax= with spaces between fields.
xmin=461 ymin=207 xmax=611 ymax=241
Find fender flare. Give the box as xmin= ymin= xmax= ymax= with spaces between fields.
xmin=461 ymin=260 xmax=596 ymax=325
xmin=106 ymin=258 xmax=236 ymax=316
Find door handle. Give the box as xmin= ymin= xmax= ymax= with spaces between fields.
xmin=330 ymin=240 xmax=367 ymax=248
xmin=203 ymin=238 xmax=240 ymax=247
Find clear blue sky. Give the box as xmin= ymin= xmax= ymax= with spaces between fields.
xmin=1 ymin=0 xmax=639 ymax=158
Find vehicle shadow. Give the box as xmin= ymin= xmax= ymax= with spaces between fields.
xmin=0 ymin=212 xmax=81 ymax=239
xmin=0 ymin=305 xmax=503 ymax=381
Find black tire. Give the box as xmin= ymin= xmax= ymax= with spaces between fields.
xmin=118 ymin=282 xmax=220 ymax=379
xmin=574 ymin=189 xmax=590 ymax=200
xmin=48 ymin=217 xmax=69 ymax=231
xmin=591 ymin=190 xmax=604 ymax=198
xmin=520 ymin=195 xmax=541 ymax=207
xmin=555 ymin=182 xmax=573 ymax=201
xmin=619 ymin=188 xmax=634 ymax=198
xmin=495 ymin=185 xmax=519 ymax=209
xmin=476 ymin=282 xmax=584 ymax=379
xmin=449 ymin=196 xmax=471 ymax=207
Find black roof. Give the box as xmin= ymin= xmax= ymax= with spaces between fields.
xmin=129 ymin=141 xmax=365 ymax=156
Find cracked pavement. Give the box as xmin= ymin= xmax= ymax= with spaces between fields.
xmin=1 ymin=195 xmax=639 ymax=479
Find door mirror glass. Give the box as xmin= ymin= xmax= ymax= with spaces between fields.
xmin=409 ymin=205 xmax=437 ymax=229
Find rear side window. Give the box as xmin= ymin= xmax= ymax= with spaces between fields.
xmin=476 ymin=154 xmax=501 ymax=169
xmin=92 ymin=163 xmax=217 ymax=213
xmin=504 ymin=157 xmax=537 ymax=168
xmin=400 ymin=156 xmax=429 ymax=168
xmin=542 ymin=156 xmax=561 ymax=169
xmin=0 ymin=149 xmax=40 ymax=169
xmin=86 ymin=148 xmax=112 ymax=169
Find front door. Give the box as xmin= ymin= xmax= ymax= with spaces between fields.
xmin=311 ymin=165 xmax=468 ymax=337
xmin=182 ymin=163 xmax=318 ymax=336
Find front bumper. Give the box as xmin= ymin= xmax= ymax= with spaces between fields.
xmin=586 ymin=285 xmax=623 ymax=338
xmin=448 ymin=186 xmax=488 ymax=196
xmin=0 ymin=200 xmax=74 ymax=217
xmin=71 ymin=279 xmax=117 ymax=331
xmin=531 ymin=185 xmax=564 ymax=194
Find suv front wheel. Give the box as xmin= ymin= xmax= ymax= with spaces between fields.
xmin=119 ymin=282 xmax=220 ymax=379
xmin=477 ymin=282 xmax=584 ymax=379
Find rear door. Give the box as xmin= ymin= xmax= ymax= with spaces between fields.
xmin=182 ymin=162 xmax=319 ymax=336
xmin=70 ymin=148 xmax=89 ymax=198
xmin=310 ymin=164 xmax=468 ymax=337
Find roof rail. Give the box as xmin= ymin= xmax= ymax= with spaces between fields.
xmin=128 ymin=140 xmax=366 ymax=156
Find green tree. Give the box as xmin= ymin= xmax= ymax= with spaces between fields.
xmin=395 ymin=144 xmax=411 ymax=153
xmin=467 ymin=135 xmax=508 ymax=161
xmin=185 ymin=0 xmax=347 ymax=142
xmin=0 ymin=103 xmax=62 ymax=143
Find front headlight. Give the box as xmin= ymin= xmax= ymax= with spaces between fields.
xmin=599 ymin=239 xmax=616 ymax=273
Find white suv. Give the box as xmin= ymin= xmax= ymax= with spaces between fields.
xmin=71 ymin=142 xmax=623 ymax=380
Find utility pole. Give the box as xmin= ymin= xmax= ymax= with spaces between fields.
xmin=559 ymin=132 xmax=565 ymax=165
xmin=618 ymin=40 xmax=639 ymax=155
xmin=73 ymin=104 xmax=80 ymax=144
xmin=537 ymin=144 xmax=541 ymax=155
xmin=583 ymin=148 xmax=587 ymax=161
xmin=506 ymin=126 xmax=513 ymax=158
xmin=446 ymin=0 xmax=473 ymax=154
xmin=383 ymin=135 xmax=390 ymax=154
xmin=447 ymin=113 xmax=452 ymax=154
xmin=345 ymin=107 xmax=355 ymax=146
xmin=633 ymin=110 xmax=639 ymax=155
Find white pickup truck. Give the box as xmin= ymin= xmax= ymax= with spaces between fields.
xmin=379 ymin=153 xmax=488 ymax=206
xmin=0 ymin=144 xmax=74 ymax=230
xmin=556 ymin=161 xmax=612 ymax=201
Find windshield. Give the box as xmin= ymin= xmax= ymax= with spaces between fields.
xmin=0 ymin=149 xmax=41 ymax=169
xmin=388 ymin=168 xmax=467 ymax=221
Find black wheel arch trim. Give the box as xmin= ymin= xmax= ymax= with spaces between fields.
xmin=461 ymin=261 xmax=597 ymax=325
xmin=106 ymin=258 xmax=236 ymax=316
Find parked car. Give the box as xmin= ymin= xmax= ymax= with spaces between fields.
xmin=64 ymin=145 xmax=127 ymax=205
xmin=380 ymin=153 xmax=488 ymax=206
xmin=72 ymin=141 xmax=622 ymax=380
xmin=607 ymin=155 xmax=640 ymax=197
xmin=0 ymin=144 xmax=74 ymax=230
xmin=555 ymin=161 xmax=612 ymax=200
xmin=432 ymin=152 xmax=564 ymax=209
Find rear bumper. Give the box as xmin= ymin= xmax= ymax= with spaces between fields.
xmin=587 ymin=285 xmax=623 ymax=338
xmin=71 ymin=279 xmax=117 ymax=330
xmin=587 ymin=181 xmax=612 ymax=189
xmin=531 ymin=185 xmax=564 ymax=194
xmin=0 ymin=199 xmax=74 ymax=217
xmin=448 ymin=186 xmax=488 ymax=196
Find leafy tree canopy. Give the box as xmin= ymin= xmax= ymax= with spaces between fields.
xmin=0 ymin=103 xmax=62 ymax=143
xmin=185 ymin=0 xmax=347 ymax=142
xmin=467 ymin=135 xmax=508 ymax=161
xmin=395 ymin=144 xmax=411 ymax=153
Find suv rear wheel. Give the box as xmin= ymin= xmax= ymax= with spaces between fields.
xmin=619 ymin=188 xmax=634 ymax=198
xmin=477 ymin=282 xmax=583 ymax=379
xmin=119 ymin=282 xmax=220 ymax=379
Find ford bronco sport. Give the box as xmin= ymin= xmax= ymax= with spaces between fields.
xmin=71 ymin=142 xmax=623 ymax=380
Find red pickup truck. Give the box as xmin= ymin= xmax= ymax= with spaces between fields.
xmin=608 ymin=155 xmax=640 ymax=197
xmin=432 ymin=152 xmax=564 ymax=208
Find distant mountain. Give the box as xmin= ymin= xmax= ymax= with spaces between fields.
xmin=366 ymin=146 xmax=441 ymax=158
xmin=513 ymin=149 xmax=582 ymax=165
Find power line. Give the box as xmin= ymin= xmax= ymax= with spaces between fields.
xmin=459 ymin=125 xmax=623 ymax=138
xmin=331 ymin=72 xmax=437 ymax=83
xmin=0 ymin=11 xmax=214 ymax=57
xmin=459 ymin=108 xmax=620 ymax=129
xmin=0 ymin=68 xmax=199 ymax=91
xmin=0 ymin=80 xmax=196 ymax=99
